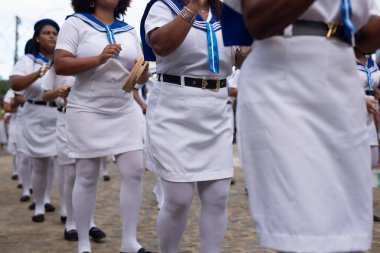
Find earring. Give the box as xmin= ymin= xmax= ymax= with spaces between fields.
xmin=36 ymin=39 xmax=40 ymax=43
xmin=90 ymin=1 xmax=95 ymax=8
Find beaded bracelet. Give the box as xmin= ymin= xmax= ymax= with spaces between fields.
xmin=180 ymin=6 xmax=196 ymax=24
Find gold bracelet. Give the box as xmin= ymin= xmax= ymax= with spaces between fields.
xmin=180 ymin=6 xmax=196 ymax=24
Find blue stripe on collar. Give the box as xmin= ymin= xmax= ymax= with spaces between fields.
xmin=67 ymin=13 xmax=134 ymax=34
xmin=356 ymin=59 xmax=379 ymax=73
xmin=160 ymin=0 xmax=221 ymax=32
xmin=27 ymin=53 xmax=50 ymax=65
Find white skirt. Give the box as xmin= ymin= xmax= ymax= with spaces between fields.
xmin=237 ymin=36 xmax=372 ymax=252
xmin=7 ymin=115 xmax=17 ymax=155
xmin=56 ymin=112 xmax=75 ymax=166
xmin=19 ymin=103 xmax=58 ymax=158
xmin=146 ymin=81 xmax=233 ymax=182
xmin=66 ymin=105 xmax=144 ymax=158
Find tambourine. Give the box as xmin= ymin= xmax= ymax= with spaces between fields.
xmin=122 ymin=56 xmax=148 ymax=93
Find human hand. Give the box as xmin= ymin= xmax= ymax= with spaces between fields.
xmin=58 ymin=85 xmax=71 ymax=99
xmin=188 ymin=0 xmax=207 ymax=13
xmin=98 ymin=43 xmax=122 ymax=65
xmin=366 ymin=98 xmax=378 ymax=116
xmin=39 ymin=63 xmax=50 ymax=77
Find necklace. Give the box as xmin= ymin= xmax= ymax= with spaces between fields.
xmin=200 ymin=6 xmax=209 ymax=13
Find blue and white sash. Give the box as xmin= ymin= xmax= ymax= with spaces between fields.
xmin=67 ymin=13 xmax=134 ymax=45
xmin=141 ymin=0 xmax=220 ymax=73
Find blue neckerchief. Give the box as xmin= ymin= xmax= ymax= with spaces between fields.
xmin=341 ymin=0 xmax=356 ymax=46
xmin=141 ymin=0 xmax=221 ymax=74
xmin=67 ymin=13 xmax=134 ymax=45
xmin=356 ymin=58 xmax=378 ymax=90
xmin=221 ymin=3 xmax=253 ymax=46
xmin=31 ymin=53 xmax=51 ymax=65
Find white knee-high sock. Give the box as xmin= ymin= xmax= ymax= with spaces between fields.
xmin=44 ymin=157 xmax=55 ymax=204
xmin=158 ymin=180 xmax=195 ymax=253
xmin=197 ymin=179 xmax=231 ymax=253
xmin=101 ymin=156 xmax=109 ymax=176
xmin=15 ymin=152 xmax=22 ymax=184
xmin=116 ymin=151 xmax=144 ymax=252
xmin=64 ymin=163 xmax=76 ymax=231
xmin=56 ymin=161 xmax=66 ymax=217
xmin=371 ymin=146 xmax=378 ymax=169
xmin=19 ymin=153 xmax=32 ymax=197
xmin=32 ymin=157 xmax=51 ymax=215
xmin=153 ymin=175 xmax=164 ymax=209
xmin=73 ymin=158 xmax=101 ymax=253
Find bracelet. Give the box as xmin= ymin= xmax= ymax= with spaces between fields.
xmin=180 ymin=6 xmax=196 ymax=24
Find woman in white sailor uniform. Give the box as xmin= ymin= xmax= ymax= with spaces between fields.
xmin=3 ymin=89 xmax=22 ymax=186
xmin=54 ymin=1 xmax=151 ymax=253
xmin=142 ymin=0 xmax=245 ymax=252
xmin=222 ymin=0 xmax=380 ymax=252
xmin=42 ymin=66 xmax=107 ymax=242
xmin=355 ymin=48 xmax=380 ymax=223
xmin=10 ymin=19 xmax=59 ymax=223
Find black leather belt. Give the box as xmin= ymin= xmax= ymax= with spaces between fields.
xmin=27 ymin=99 xmax=57 ymax=107
xmin=277 ymin=20 xmax=348 ymax=44
xmin=366 ymin=90 xmax=375 ymax=96
xmin=57 ymin=106 xmax=66 ymax=113
xmin=158 ymin=74 xmax=227 ymax=91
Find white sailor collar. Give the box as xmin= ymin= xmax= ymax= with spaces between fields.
xmin=356 ymin=58 xmax=378 ymax=74
xmin=67 ymin=13 xmax=134 ymax=34
xmin=27 ymin=53 xmax=50 ymax=65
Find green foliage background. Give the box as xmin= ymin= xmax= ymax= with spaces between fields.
xmin=0 ymin=80 xmax=9 ymax=97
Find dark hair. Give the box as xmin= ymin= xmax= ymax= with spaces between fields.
xmin=209 ymin=0 xmax=223 ymax=20
xmin=29 ymin=19 xmax=59 ymax=57
xmin=24 ymin=39 xmax=33 ymax=55
xmin=71 ymin=0 xmax=131 ymax=19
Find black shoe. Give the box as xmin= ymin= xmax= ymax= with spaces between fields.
xmin=20 ymin=195 xmax=30 ymax=202
xmin=11 ymin=174 xmax=18 ymax=180
xmin=230 ymin=179 xmax=235 ymax=185
xmin=137 ymin=248 xmax=155 ymax=253
xmin=89 ymin=227 xmax=106 ymax=242
xmin=30 ymin=189 xmax=33 ymax=194
xmin=45 ymin=203 xmax=55 ymax=212
xmin=64 ymin=229 xmax=78 ymax=241
xmin=32 ymin=214 xmax=45 ymax=223
xmin=28 ymin=202 xmax=35 ymax=210
xmin=61 ymin=216 xmax=67 ymax=224
xmin=17 ymin=183 xmax=22 ymax=189
xmin=103 ymin=175 xmax=110 ymax=181
xmin=374 ymin=215 xmax=380 ymax=222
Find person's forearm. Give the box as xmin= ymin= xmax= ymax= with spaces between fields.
xmin=3 ymin=102 xmax=17 ymax=113
xmin=43 ymin=89 xmax=60 ymax=102
xmin=149 ymin=2 xmax=201 ymax=57
xmin=54 ymin=50 xmax=101 ymax=76
xmin=10 ymin=72 xmax=40 ymax=91
xmin=356 ymin=16 xmax=380 ymax=53
xmin=242 ymin=0 xmax=315 ymax=40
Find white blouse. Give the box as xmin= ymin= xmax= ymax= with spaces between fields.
xmin=145 ymin=1 xmax=235 ymax=78
xmin=56 ymin=15 xmax=143 ymax=114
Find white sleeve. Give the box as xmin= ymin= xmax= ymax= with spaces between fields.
xmin=144 ymin=1 xmax=175 ymax=45
xmin=370 ymin=0 xmax=380 ymax=16
xmin=55 ymin=18 xmax=80 ymax=55
xmin=3 ymin=90 xmax=15 ymax=103
xmin=41 ymin=67 xmax=56 ymax=91
xmin=9 ymin=55 xmax=31 ymax=77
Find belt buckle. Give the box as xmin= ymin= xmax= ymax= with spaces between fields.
xmin=209 ymin=77 xmax=221 ymax=92
xmin=326 ymin=23 xmax=338 ymax=38
xmin=201 ymin=79 xmax=208 ymax=89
